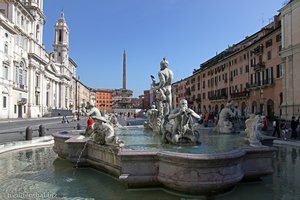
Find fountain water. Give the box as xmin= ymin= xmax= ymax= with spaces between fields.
xmin=0 ymin=142 xmax=299 ymax=199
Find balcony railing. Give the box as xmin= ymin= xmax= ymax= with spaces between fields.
xmin=249 ymin=78 xmax=274 ymax=88
xmin=185 ymin=88 xmax=191 ymax=96
xmin=252 ymin=44 xmax=264 ymax=55
xmin=208 ymin=94 xmax=228 ymax=101
xmin=230 ymin=91 xmax=250 ymax=99
xmin=253 ymin=62 xmax=266 ymax=72
xmin=196 ymin=97 xmax=201 ymax=103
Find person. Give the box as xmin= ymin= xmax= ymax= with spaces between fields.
xmin=62 ymin=115 xmax=69 ymax=124
xmin=291 ymin=116 xmax=298 ymax=139
xmin=72 ymin=113 xmax=77 ymax=121
xmin=272 ymin=117 xmax=281 ymax=138
xmin=261 ymin=114 xmax=267 ymax=131
xmin=203 ymin=111 xmax=209 ymax=127
xmin=280 ymin=120 xmax=288 ymax=140
xmin=198 ymin=112 xmax=203 ymax=124
xmin=87 ymin=116 xmax=94 ymax=127
xmin=151 ymin=57 xmax=174 ymax=116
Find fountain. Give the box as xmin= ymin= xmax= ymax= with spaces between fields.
xmin=51 ymin=58 xmax=275 ymax=195
xmin=1 ymin=143 xmax=299 ymax=199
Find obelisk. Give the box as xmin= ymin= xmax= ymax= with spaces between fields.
xmin=123 ymin=49 xmax=126 ymax=90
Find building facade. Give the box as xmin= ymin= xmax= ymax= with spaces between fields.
xmin=94 ymin=88 xmax=113 ymax=111
xmin=75 ymin=79 xmax=90 ymax=111
xmin=171 ymin=15 xmax=283 ymax=118
xmin=280 ymin=0 xmax=300 ymax=119
xmin=0 ymin=0 xmax=77 ymax=118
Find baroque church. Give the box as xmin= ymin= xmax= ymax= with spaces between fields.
xmin=0 ymin=0 xmax=77 ymax=119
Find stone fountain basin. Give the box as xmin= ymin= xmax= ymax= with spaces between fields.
xmin=52 ymin=131 xmax=275 ymax=195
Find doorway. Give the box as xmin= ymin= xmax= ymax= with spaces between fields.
xmin=18 ymin=105 xmax=22 ymax=118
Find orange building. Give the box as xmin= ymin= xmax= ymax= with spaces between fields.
xmin=175 ymin=15 xmax=282 ymax=118
xmin=93 ymin=89 xmax=113 ymax=111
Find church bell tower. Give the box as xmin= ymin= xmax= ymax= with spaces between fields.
xmin=53 ymin=10 xmax=69 ymax=65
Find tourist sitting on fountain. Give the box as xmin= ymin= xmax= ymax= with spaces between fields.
xmin=163 ymin=99 xmax=201 ymax=144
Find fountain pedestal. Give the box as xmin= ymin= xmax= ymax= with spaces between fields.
xmin=52 ymin=131 xmax=275 ymax=195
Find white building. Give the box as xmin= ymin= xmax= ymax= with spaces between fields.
xmin=0 ymin=0 xmax=76 ymax=119
xmin=280 ymin=0 xmax=300 ymax=119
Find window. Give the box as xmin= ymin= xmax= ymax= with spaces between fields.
xmin=35 ymin=74 xmax=40 ymax=87
xmin=2 ymin=64 xmax=8 ymax=80
xmin=258 ymin=71 xmax=264 ymax=86
xmin=4 ymin=42 xmax=8 ymax=54
xmin=251 ymin=74 xmax=256 ymax=85
xmin=277 ymin=64 xmax=283 ymax=78
xmin=35 ymin=93 xmax=39 ymax=105
xmin=19 ymin=63 xmax=24 ymax=86
xmin=58 ymin=30 xmax=62 ymax=42
xmin=265 ymin=39 xmax=273 ymax=48
xmin=267 ymin=51 xmax=272 ymax=60
xmin=3 ymin=96 xmax=7 ymax=108
xmin=266 ymin=67 xmax=273 ymax=84
xmin=16 ymin=62 xmax=26 ymax=88
xmin=276 ymin=34 xmax=281 ymax=42
xmin=46 ymin=91 xmax=49 ymax=106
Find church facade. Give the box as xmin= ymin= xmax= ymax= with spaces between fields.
xmin=0 ymin=0 xmax=77 ymax=118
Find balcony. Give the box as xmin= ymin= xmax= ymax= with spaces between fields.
xmin=208 ymin=94 xmax=228 ymax=101
xmin=252 ymin=44 xmax=264 ymax=55
xmin=185 ymin=88 xmax=191 ymax=96
xmin=230 ymin=91 xmax=250 ymax=99
xmin=249 ymin=78 xmax=274 ymax=89
xmin=253 ymin=62 xmax=266 ymax=72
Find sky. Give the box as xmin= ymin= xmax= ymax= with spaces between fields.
xmin=43 ymin=0 xmax=286 ymax=97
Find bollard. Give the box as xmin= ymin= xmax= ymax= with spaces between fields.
xmin=76 ymin=123 xmax=82 ymax=130
xmin=38 ymin=125 xmax=46 ymax=137
xmin=25 ymin=126 xmax=33 ymax=140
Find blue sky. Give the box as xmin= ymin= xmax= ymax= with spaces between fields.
xmin=43 ymin=0 xmax=285 ymax=97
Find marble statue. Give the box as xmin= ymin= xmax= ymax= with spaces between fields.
xmin=84 ymin=102 xmax=102 ymax=118
xmin=151 ymin=57 xmax=173 ymax=116
xmin=155 ymin=88 xmax=167 ymax=119
xmin=145 ymin=105 xmax=161 ymax=134
xmin=85 ymin=115 xmax=115 ymax=144
xmin=108 ymin=113 xmax=119 ymax=128
xmin=245 ymin=114 xmax=263 ymax=146
xmin=162 ymin=99 xmax=201 ymax=144
xmin=217 ymin=100 xmax=236 ymax=133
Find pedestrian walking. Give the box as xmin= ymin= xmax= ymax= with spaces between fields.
xmin=272 ymin=117 xmax=281 ymax=138
xmin=291 ymin=116 xmax=298 ymax=139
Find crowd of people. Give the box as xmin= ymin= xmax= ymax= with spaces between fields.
xmin=272 ymin=116 xmax=300 ymax=140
